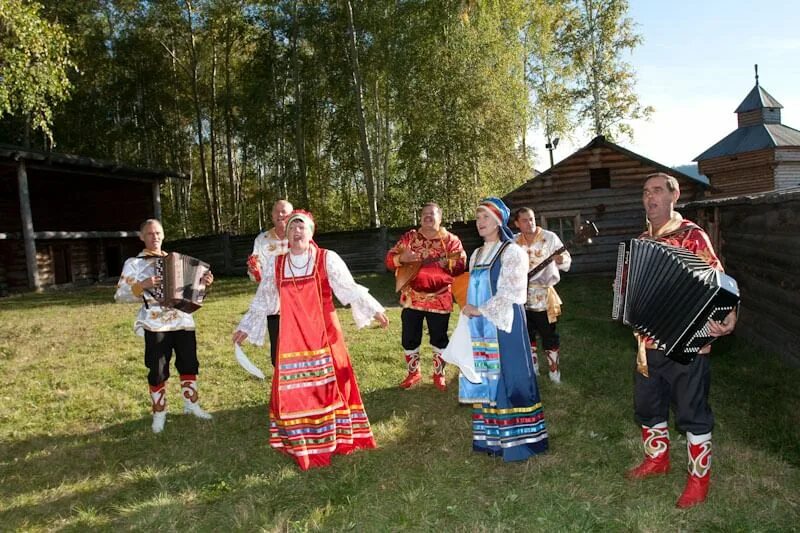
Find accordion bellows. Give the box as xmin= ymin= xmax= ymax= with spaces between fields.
xmin=149 ymin=252 xmax=211 ymax=313
xmin=613 ymin=239 xmax=739 ymax=363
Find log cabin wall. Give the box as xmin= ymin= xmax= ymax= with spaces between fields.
xmin=503 ymin=143 xmax=705 ymax=274
xmin=775 ymin=147 xmax=800 ymax=189
xmin=1 ymin=145 xmax=175 ymax=292
xmin=698 ymin=148 xmax=775 ymax=197
xmin=682 ymin=189 xmax=800 ymax=367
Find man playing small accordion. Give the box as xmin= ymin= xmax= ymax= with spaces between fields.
xmin=114 ymin=219 xmax=214 ymax=434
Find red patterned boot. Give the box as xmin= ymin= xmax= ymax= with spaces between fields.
xmin=546 ymin=349 xmax=561 ymax=383
xmin=180 ymin=374 xmax=213 ymax=420
xmin=626 ymin=423 xmax=670 ymax=479
xmin=149 ymin=382 xmax=167 ymax=434
xmin=399 ymin=350 xmax=421 ymax=389
xmin=530 ymin=340 xmax=539 ymax=376
xmin=432 ymin=351 xmax=447 ymax=392
xmin=676 ymin=432 xmax=712 ymax=508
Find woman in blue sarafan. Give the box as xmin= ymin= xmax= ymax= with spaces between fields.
xmin=458 ymin=197 xmax=548 ymax=461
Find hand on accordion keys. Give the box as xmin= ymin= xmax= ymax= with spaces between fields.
xmin=707 ymin=309 xmax=737 ymax=338
xmin=139 ymin=275 xmax=161 ymax=290
xmin=202 ymin=271 xmax=214 ymax=286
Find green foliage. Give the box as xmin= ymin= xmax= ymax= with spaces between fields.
xmin=0 ymin=0 xmax=74 ymax=139
xmin=571 ymin=0 xmax=654 ymax=140
xmin=0 ymin=0 xmax=652 ymax=233
xmin=0 ymin=275 xmax=798 ymax=530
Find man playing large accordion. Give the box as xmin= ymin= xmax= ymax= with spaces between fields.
xmin=624 ymin=173 xmax=736 ymax=509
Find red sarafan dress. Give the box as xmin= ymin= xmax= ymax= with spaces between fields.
xmin=268 ymin=246 xmax=381 ymax=470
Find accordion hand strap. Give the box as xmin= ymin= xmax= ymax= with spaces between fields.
xmin=634 ymin=332 xmax=650 ymax=377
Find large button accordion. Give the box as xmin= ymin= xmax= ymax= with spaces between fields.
xmin=149 ymin=252 xmax=211 ymax=313
xmin=612 ymin=239 xmax=739 ymax=363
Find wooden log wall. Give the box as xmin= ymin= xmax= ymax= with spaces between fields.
xmin=774 ymin=147 xmax=800 ymax=189
xmin=504 ymin=145 xmax=704 ymax=274
xmin=698 ymin=148 xmax=775 ymax=197
xmin=684 ymin=191 xmax=800 ymax=367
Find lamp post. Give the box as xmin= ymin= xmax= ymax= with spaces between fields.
xmin=545 ymin=137 xmax=559 ymax=168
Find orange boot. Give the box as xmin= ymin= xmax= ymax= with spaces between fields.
xmin=399 ymin=351 xmax=421 ymax=389
xmin=626 ymin=423 xmax=670 ymax=479
xmin=676 ymin=432 xmax=712 ymax=508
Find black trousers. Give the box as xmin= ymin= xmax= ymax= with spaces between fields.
xmin=267 ymin=314 xmax=280 ymax=367
xmin=525 ymin=309 xmax=560 ymax=351
xmin=401 ymin=308 xmax=450 ymax=351
xmin=634 ymin=348 xmax=714 ymax=435
xmin=144 ymin=329 xmax=199 ymax=386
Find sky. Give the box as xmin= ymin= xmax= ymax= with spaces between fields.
xmin=529 ymin=0 xmax=800 ymax=171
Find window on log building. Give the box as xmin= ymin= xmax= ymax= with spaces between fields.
xmin=541 ymin=212 xmax=580 ymax=243
xmin=590 ymin=168 xmax=611 ymax=189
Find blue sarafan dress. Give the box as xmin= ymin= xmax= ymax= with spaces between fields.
xmin=459 ymin=240 xmax=548 ymax=461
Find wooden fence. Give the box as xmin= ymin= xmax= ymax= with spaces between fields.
xmin=683 ymin=188 xmax=800 ymax=367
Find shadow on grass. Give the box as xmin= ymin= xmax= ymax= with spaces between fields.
xmin=0 ymin=383 xmax=480 ymax=530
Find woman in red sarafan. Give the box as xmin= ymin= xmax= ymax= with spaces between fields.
xmin=237 ymin=210 xmax=388 ymax=470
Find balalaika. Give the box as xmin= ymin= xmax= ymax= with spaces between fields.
xmin=612 ymin=239 xmax=739 ymax=363
xmin=148 ymin=252 xmax=211 ymax=313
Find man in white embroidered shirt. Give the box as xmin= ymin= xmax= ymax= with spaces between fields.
xmin=114 ymin=219 xmax=214 ymax=434
xmin=512 ymin=207 xmax=571 ymax=383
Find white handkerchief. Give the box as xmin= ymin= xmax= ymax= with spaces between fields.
xmin=235 ymin=344 xmax=266 ymax=380
xmin=441 ymin=311 xmax=481 ymax=384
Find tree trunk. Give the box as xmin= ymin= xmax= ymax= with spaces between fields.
xmin=184 ymin=0 xmax=216 ymax=233
xmin=290 ymin=0 xmax=309 ymax=207
xmin=342 ymin=0 xmax=379 ymax=227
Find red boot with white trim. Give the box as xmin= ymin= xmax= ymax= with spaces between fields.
xmin=432 ymin=350 xmax=447 ymax=392
xmin=149 ymin=382 xmax=167 ymax=434
xmin=399 ymin=350 xmax=421 ymax=389
xmin=626 ymin=423 xmax=670 ymax=479
xmin=180 ymin=374 xmax=213 ymax=420
xmin=676 ymin=432 xmax=712 ymax=509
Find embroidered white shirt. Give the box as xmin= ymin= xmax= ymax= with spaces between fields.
xmin=114 ymin=252 xmax=196 ymax=336
xmin=516 ymin=229 xmax=571 ymax=311
xmin=236 ymin=248 xmax=385 ymax=346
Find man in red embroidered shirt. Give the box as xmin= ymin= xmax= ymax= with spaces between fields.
xmin=386 ymin=203 xmax=466 ymax=391
xmin=625 ymin=173 xmax=737 ymax=509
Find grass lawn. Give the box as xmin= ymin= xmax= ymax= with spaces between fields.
xmin=1 ymin=274 xmax=798 ymax=531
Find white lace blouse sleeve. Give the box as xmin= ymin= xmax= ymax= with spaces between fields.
xmin=326 ymin=250 xmax=385 ymax=329
xmin=478 ymin=243 xmax=528 ymax=333
xmin=114 ymin=258 xmax=144 ymax=303
xmin=236 ymin=254 xmax=279 ymax=346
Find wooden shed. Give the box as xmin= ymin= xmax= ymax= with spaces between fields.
xmin=502 ymin=135 xmax=709 ymax=274
xmin=695 ymin=75 xmax=800 ymax=197
xmin=0 ymin=144 xmax=182 ymax=294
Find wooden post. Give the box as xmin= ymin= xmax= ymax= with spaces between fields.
xmin=16 ymin=159 xmax=41 ymax=290
xmin=152 ymin=181 xmax=162 ymax=221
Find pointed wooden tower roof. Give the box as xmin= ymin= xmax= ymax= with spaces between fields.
xmin=695 ymin=65 xmax=800 ymax=161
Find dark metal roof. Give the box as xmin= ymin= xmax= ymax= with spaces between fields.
xmin=693 ymin=123 xmax=800 ymax=161
xmin=0 ymin=144 xmax=186 ymax=181
xmin=735 ymin=84 xmax=783 ymax=113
